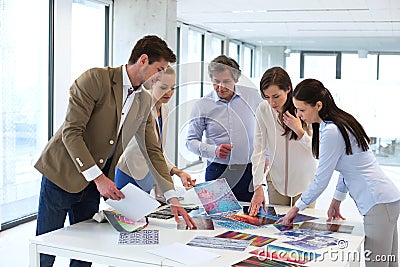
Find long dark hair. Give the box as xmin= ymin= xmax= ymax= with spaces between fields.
xmin=293 ymin=79 xmax=370 ymax=158
xmin=260 ymin=66 xmax=305 ymax=140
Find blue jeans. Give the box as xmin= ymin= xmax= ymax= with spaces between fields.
xmin=205 ymin=162 xmax=254 ymax=202
xmin=36 ymin=176 xmax=100 ymax=267
xmin=114 ymin=167 xmax=153 ymax=193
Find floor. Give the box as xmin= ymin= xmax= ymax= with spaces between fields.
xmin=1 ymin=165 xmax=399 ymax=266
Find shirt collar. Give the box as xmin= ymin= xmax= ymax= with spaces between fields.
xmin=319 ymin=120 xmax=332 ymax=131
xmin=122 ymin=65 xmax=131 ymax=87
xmin=122 ymin=65 xmax=142 ymax=93
xmin=211 ymin=85 xmax=240 ymax=102
xmin=234 ymin=85 xmax=243 ymax=96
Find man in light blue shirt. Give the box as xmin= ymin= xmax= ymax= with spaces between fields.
xmin=186 ymin=55 xmax=262 ymax=201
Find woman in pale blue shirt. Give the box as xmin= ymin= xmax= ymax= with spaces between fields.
xmin=278 ymin=79 xmax=400 ymax=267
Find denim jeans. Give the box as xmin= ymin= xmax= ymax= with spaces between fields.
xmin=36 ymin=176 xmax=100 ymax=267
xmin=114 ymin=167 xmax=153 ymax=193
xmin=205 ymin=162 xmax=254 ymax=202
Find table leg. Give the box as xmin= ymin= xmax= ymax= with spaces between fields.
xmin=29 ymin=242 xmax=40 ymax=267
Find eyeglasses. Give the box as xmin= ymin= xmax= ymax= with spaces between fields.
xmin=212 ymin=80 xmax=235 ymax=87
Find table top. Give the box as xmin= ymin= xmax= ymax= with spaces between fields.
xmin=30 ymin=205 xmax=365 ymax=267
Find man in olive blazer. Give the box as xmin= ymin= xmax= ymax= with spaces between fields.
xmin=35 ymin=35 xmax=195 ymax=267
xmin=35 ymin=66 xmax=176 ymax=196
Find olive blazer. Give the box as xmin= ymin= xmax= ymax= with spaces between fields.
xmin=34 ymin=66 xmax=174 ymax=194
xmin=117 ymin=102 xmax=174 ymax=180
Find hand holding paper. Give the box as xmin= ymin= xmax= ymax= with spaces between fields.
xmin=105 ymin=183 xmax=160 ymax=221
xmin=94 ymin=174 xmax=125 ymax=200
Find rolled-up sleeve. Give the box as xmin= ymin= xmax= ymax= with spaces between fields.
xmin=334 ymin=173 xmax=348 ymax=201
xmin=185 ymin=107 xmax=217 ymax=159
xmin=298 ymin=126 xmax=313 ymax=151
xmin=251 ymin=106 xmax=269 ymax=187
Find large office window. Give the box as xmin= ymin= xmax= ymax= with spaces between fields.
xmin=374 ymin=54 xmax=400 ymax=165
xmin=288 ymin=51 xmax=400 ymax=166
xmin=379 ymin=54 xmax=400 ymax=82
xmin=185 ymin=29 xmax=203 ymax=99
xmin=242 ymin=45 xmax=253 ymax=78
xmin=205 ymin=35 xmax=223 ymax=63
xmin=228 ymin=41 xmax=240 ymax=64
xmin=285 ymin=52 xmax=301 ymax=81
xmin=53 ymin=0 xmax=109 ymax=129
xmin=0 ymin=0 xmax=49 ymax=229
xmin=341 ymin=53 xmax=378 ymax=81
xmin=0 ymin=0 xmax=110 ymax=230
xmin=338 ymin=53 xmax=379 ymax=141
xmin=302 ymin=52 xmax=340 ymax=80
xmin=71 ymin=0 xmax=107 ymax=79
xmin=175 ymin=28 xmax=204 ymax=169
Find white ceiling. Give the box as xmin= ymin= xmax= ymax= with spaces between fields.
xmin=177 ymin=0 xmax=400 ymax=52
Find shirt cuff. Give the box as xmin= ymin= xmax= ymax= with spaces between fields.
xmin=163 ymin=189 xmax=178 ymax=201
xmin=299 ymin=132 xmax=311 ymax=144
xmin=203 ymin=144 xmax=217 ymax=159
xmin=333 ymin=190 xmax=347 ymax=201
xmin=295 ymin=198 xmax=309 ymax=211
xmin=81 ymin=165 xmax=103 ymax=181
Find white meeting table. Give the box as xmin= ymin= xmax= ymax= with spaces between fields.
xmin=29 ymin=205 xmax=365 ymax=267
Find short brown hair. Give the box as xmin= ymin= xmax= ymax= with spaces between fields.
xmin=128 ymin=35 xmax=176 ymax=65
xmin=208 ymin=55 xmax=241 ymax=80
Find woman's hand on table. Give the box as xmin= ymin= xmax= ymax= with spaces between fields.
xmin=275 ymin=206 xmax=299 ymax=226
xmin=327 ymin=198 xmax=346 ymax=222
xmin=249 ymin=186 xmax=266 ymax=216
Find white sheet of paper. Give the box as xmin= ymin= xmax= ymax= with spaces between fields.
xmin=105 ymin=183 xmax=160 ymax=221
xmin=147 ymin=242 xmax=220 ymax=265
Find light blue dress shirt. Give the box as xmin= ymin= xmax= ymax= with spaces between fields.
xmin=186 ymin=85 xmax=262 ymax=165
xmin=296 ymin=121 xmax=400 ymax=215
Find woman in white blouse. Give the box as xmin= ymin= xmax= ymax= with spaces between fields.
xmin=249 ymin=67 xmax=317 ymax=216
xmin=115 ymin=66 xmax=194 ymax=195
xmin=278 ymin=79 xmax=400 ymax=266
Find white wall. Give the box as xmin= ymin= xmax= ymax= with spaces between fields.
xmin=254 ymin=46 xmax=286 ymax=79
xmin=112 ymin=0 xmax=177 ymax=65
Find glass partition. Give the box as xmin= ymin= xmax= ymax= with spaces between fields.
xmin=0 ymin=0 xmax=49 ymax=228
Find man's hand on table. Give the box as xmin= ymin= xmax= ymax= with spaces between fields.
xmin=168 ymin=197 xmax=197 ymax=229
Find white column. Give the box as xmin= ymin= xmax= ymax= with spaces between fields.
xmin=112 ymin=0 xmax=177 ymax=66
xmin=254 ymin=46 xmax=285 ymax=78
